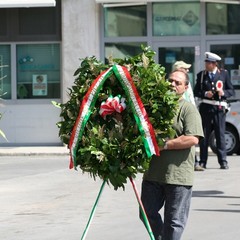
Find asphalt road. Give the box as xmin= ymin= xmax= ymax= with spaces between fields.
xmin=0 ymin=155 xmax=240 ymax=240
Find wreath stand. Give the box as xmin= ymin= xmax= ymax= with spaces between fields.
xmin=80 ymin=177 xmax=155 ymax=240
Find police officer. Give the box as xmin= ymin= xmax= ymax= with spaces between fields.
xmin=194 ymin=52 xmax=235 ymax=169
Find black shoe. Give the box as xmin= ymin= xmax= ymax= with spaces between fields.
xmin=199 ymin=162 xmax=207 ymax=169
xmin=220 ymin=163 xmax=229 ymax=169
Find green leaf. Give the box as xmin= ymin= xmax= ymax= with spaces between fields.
xmin=0 ymin=129 xmax=8 ymax=141
xmin=51 ymin=100 xmax=61 ymax=108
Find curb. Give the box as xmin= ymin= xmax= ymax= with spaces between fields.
xmin=0 ymin=148 xmax=214 ymax=157
xmin=0 ymin=147 xmax=69 ymax=156
xmin=0 ymin=152 xmax=69 ymax=156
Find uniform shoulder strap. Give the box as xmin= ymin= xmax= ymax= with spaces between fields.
xmin=200 ymin=70 xmax=206 ymax=91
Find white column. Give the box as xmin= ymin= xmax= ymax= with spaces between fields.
xmin=61 ymin=0 xmax=100 ymax=103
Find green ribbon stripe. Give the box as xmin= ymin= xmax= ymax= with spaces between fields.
xmin=72 ymin=68 xmax=114 ymax=167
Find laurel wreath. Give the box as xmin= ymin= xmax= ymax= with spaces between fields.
xmin=56 ymin=46 xmax=179 ymax=190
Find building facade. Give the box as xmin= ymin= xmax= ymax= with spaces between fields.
xmin=0 ymin=0 xmax=240 ymax=145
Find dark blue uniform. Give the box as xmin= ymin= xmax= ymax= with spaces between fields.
xmin=194 ymin=68 xmax=235 ymax=168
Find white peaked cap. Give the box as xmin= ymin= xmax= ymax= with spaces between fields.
xmin=205 ymin=52 xmax=221 ymax=62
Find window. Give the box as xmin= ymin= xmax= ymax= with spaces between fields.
xmin=105 ymin=42 xmax=147 ymax=61
xmin=152 ymin=2 xmax=200 ymax=36
xmin=104 ymin=5 xmax=147 ymax=37
xmin=16 ymin=44 xmax=60 ymax=99
xmin=0 ymin=45 xmax=11 ymax=99
xmin=103 ymin=5 xmax=147 ymax=61
xmin=206 ymin=3 xmax=240 ymax=35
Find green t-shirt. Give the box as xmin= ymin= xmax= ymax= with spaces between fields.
xmin=143 ymin=99 xmax=204 ymax=186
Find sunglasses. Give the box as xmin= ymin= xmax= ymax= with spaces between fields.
xmin=168 ymin=78 xmax=183 ymax=86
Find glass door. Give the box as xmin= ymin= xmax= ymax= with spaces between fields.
xmin=153 ymin=44 xmax=200 ymax=90
xmin=207 ymin=41 xmax=240 ymax=100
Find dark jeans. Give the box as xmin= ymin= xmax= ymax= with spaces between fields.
xmin=140 ymin=180 xmax=192 ymax=240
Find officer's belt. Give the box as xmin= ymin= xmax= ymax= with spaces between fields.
xmin=202 ymin=99 xmax=228 ymax=108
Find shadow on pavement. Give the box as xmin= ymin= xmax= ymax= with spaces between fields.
xmin=192 ymin=190 xmax=240 ymax=199
xmin=193 ymin=209 xmax=240 ymax=213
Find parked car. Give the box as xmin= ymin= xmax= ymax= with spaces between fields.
xmin=209 ymin=100 xmax=240 ymax=155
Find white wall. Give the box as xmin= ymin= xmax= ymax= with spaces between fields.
xmin=0 ymin=103 xmax=61 ymax=145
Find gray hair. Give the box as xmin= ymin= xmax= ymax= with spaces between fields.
xmin=169 ymin=69 xmax=189 ymax=86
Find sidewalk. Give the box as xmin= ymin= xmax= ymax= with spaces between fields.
xmin=0 ymin=145 xmax=69 ymax=156
xmin=0 ymin=145 xmax=212 ymax=156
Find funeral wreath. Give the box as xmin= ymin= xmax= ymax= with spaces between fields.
xmin=56 ymin=46 xmax=179 ymax=190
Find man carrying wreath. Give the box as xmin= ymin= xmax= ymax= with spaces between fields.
xmin=140 ymin=69 xmax=204 ymax=240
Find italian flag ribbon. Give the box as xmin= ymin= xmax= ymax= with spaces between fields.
xmin=99 ymin=95 xmax=126 ymax=119
xmin=69 ymin=65 xmax=159 ymax=169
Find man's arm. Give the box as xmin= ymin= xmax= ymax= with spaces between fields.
xmin=222 ymin=70 xmax=235 ymax=98
xmin=160 ymin=135 xmax=199 ymax=151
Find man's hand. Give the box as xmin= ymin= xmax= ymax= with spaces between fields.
xmin=205 ymin=91 xmax=214 ymax=98
xmin=217 ymin=89 xmax=224 ymax=97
